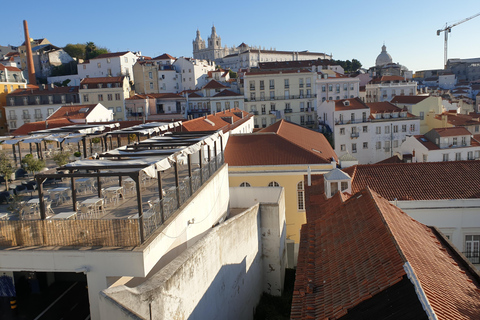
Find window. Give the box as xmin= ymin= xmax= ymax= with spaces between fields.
xmin=83 ymin=94 xmax=89 ymax=102
xmin=262 ymin=118 xmax=267 ymax=128
xmin=115 ymin=93 xmax=121 ymax=100
xmin=284 ymin=79 xmax=289 ymax=88
xmin=270 ymin=103 xmax=275 ymax=111
xmin=352 ymin=143 xmax=357 ymax=153
xmin=270 ymin=91 xmax=275 ymax=100
xmin=150 ymin=82 xmax=154 ymax=90
xmin=468 ymin=151 xmax=474 ymax=160
xmin=97 ymin=63 xmax=101 ymax=68
xmin=363 ymin=142 xmax=368 ymax=149
xmin=455 ymin=152 xmax=461 ymax=161
xmin=300 ymin=116 xmax=305 ymax=125
xmin=393 ymin=140 xmax=398 ymax=148
xmin=336 ymin=84 xmax=340 ymax=93
xmin=376 ymin=126 xmax=381 ymax=134
xmin=462 ymin=136 xmax=467 ymax=146
xmin=340 ymin=144 xmax=346 ymax=151
xmin=476 ymin=125 xmax=479 ymax=133
xmin=107 ymin=69 xmax=112 ymax=76
xmin=384 ymin=141 xmax=390 ymax=151
xmin=47 ymin=108 xmax=54 ymax=116
xmin=376 ymin=141 xmax=381 ymax=149
xmin=341 ymin=181 xmax=348 ymax=191
xmin=259 ymin=80 xmax=264 ymax=90
xmin=240 ymin=182 xmax=251 ymax=187
xmin=261 ymin=105 xmax=266 ymax=115
xmin=249 ymin=80 xmax=255 ymax=90
xmin=340 ymin=128 xmax=345 ymax=135
xmin=453 ymin=138 xmax=457 ymax=146
xmin=410 ymin=124 xmax=415 ymax=132
xmin=328 ymin=85 xmax=333 ymax=92
xmin=385 ymin=125 xmax=390 ymax=134
xmin=351 ymin=113 xmax=355 ymax=122
xmin=322 ymin=85 xmax=326 ymax=92
xmin=363 ymin=126 xmax=367 ymax=133
xmin=116 ymin=107 xmax=122 ymax=113
xmin=269 ymin=79 xmax=274 ymax=89
xmin=306 ymin=78 xmax=311 ymax=87
xmin=149 ymin=71 xmax=153 ymax=79
xmin=299 ymin=78 xmax=304 ymax=88
xmin=362 ymin=112 xmax=366 ymax=122
xmin=330 ymin=182 xmax=338 ymax=197
xmin=250 ymin=92 xmax=256 ymax=101
xmin=268 ymin=181 xmax=280 ymax=187
xmin=124 ymin=57 xmax=128 ymax=63
xmin=393 ymin=125 xmax=398 ymax=133
xmin=107 ymin=94 xmax=113 ymax=101
xmin=465 ymin=235 xmax=480 ymax=263
xmin=402 ymin=125 xmax=407 ymax=132
xmin=443 ymin=153 xmax=449 ymax=161
xmin=297 ymin=181 xmax=305 ymax=210
xmin=343 ymin=83 xmax=348 ymax=91
xmin=420 ymin=111 xmax=424 ymax=120
xmin=216 ymin=102 xmax=221 ymax=112
xmin=98 ymin=94 xmax=103 ymax=101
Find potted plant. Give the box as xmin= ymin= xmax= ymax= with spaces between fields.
xmin=74 ymin=151 xmax=82 ymax=158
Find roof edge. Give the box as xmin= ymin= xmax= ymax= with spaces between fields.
xmin=403 ymin=262 xmax=438 ymax=320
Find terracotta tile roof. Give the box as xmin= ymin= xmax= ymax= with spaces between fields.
xmin=343 ymin=161 xmax=480 ymax=200
xmin=11 ymin=118 xmax=74 ymax=135
xmin=367 ymin=101 xmax=403 ymax=113
xmin=0 ymin=64 xmax=21 ymax=72
xmin=414 ymin=135 xmax=440 ymax=150
xmin=258 ymin=120 xmax=337 ymax=162
xmin=244 ymin=69 xmax=313 ymax=76
xmin=376 ymin=155 xmax=404 ymax=163
xmin=212 ymin=89 xmax=241 ymax=97
xmin=293 ymin=183 xmax=480 ymax=320
xmin=152 ymin=53 xmax=175 ymax=60
xmin=8 ymin=86 xmax=79 ymax=96
xmin=225 ymin=134 xmax=332 ymax=166
xmin=188 ymin=92 xmax=202 ymax=98
xmin=202 ymin=79 xmax=227 ymax=89
xmin=90 ymin=51 xmax=131 ymax=59
xmin=181 ymin=108 xmax=250 ymax=133
xmin=433 ymin=127 xmax=471 ymax=137
xmin=434 ymin=112 xmax=480 ymax=127
xmin=48 ymin=104 xmax=97 ymax=120
xmin=334 ymin=98 xmax=369 ymax=111
xmin=80 ymin=76 xmax=124 ymax=84
xmin=391 ymin=95 xmax=429 ymax=104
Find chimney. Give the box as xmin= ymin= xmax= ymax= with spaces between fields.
xmin=23 ymin=20 xmax=36 ymax=85
xmin=45 ymin=120 xmax=48 ymax=128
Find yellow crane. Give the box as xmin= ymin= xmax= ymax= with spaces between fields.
xmin=437 ymin=12 xmax=480 ymax=69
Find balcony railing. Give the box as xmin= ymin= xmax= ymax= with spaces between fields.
xmin=463 ymin=251 xmax=480 ymax=264
xmin=284 ymin=108 xmax=292 ymax=113
xmin=250 ymin=111 xmax=259 ymax=115
xmin=351 ymin=132 xmax=359 ymax=138
xmin=306 ymin=120 xmax=315 ymax=125
xmin=245 ymin=94 xmax=316 ymax=102
xmin=8 ymin=115 xmax=17 ymax=120
xmin=22 ymin=114 xmax=31 ymax=120
xmin=35 ymin=113 xmax=43 ymax=119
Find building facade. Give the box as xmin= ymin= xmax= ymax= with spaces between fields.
xmin=79 ymin=76 xmax=130 ymax=121
xmin=244 ymin=70 xmax=317 ymax=129
xmin=365 ymin=75 xmax=417 ymax=103
xmin=77 ymin=51 xmax=138 ymax=83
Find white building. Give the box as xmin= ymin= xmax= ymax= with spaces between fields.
xmin=172 ymin=57 xmax=216 ymax=92
xmin=400 ymin=127 xmax=480 ymax=162
xmin=47 ymin=103 xmax=114 ymax=123
xmin=365 ymin=75 xmax=417 ymax=103
xmin=193 ymin=26 xmax=331 ymax=71
xmin=77 ymin=51 xmax=138 ymax=83
xmin=316 ymin=70 xmax=360 ymax=103
xmin=79 ymin=76 xmax=130 ymax=121
xmin=318 ymin=98 xmax=420 ymax=164
xmin=244 ymin=69 xmax=317 ymax=129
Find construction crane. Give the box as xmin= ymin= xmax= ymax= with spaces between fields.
xmin=437 ymin=12 xmax=480 ymax=69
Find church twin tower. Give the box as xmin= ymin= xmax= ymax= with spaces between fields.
xmin=193 ymin=26 xmax=225 ymax=61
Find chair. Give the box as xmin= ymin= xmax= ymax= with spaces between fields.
xmin=45 ymin=200 xmax=54 ymax=215
xmin=52 ymin=193 xmax=63 ymax=206
xmin=79 ymin=205 xmax=93 ymax=219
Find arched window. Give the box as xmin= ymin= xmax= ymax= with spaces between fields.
xmin=240 ymin=182 xmax=251 ymax=187
xmin=297 ymin=181 xmax=305 ymax=210
xmin=268 ymin=181 xmax=280 ymax=187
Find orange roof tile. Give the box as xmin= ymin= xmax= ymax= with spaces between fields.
xmin=202 ymin=79 xmax=227 ymax=89
xmin=181 ymin=108 xmax=251 ymax=133
xmin=334 ymin=98 xmax=369 ymax=111
xmin=433 ymin=127 xmax=471 ymax=137
xmin=8 ymin=86 xmax=79 ymax=96
xmin=48 ymin=105 xmax=96 ymax=120
xmin=293 ymin=183 xmax=480 ymax=320
xmin=391 ymin=95 xmax=429 ymax=104
xmin=90 ymin=51 xmax=131 ymax=59
xmin=343 ymin=161 xmax=480 ymax=200
xmin=258 ymin=120 xmax=338 ymax=162
xmin=153 ymin=53 xmax=175 ymax=60
xmin=80 ymin=76 xmax=124 ymax=84
xmin=212 ymin=89 xmax=241 ymax=97
xmin=11 ymin=118 xmax=74 ymax=135
xmin=370 ymin=75 xmax=406 ymax=83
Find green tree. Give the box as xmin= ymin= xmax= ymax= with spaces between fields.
xmin=351 ymin=59 xmax=362 ymax=71
xmin=64 ymin=43 xmax=86 ymax=60
xmin=21 ymin=154 xmax=46 ymax=176
xmin=0 ymin=152 xmax=15 ymax=191
xmin=52 ymin=151 xmax=70 ymax=166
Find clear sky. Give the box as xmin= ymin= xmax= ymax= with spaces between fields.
xmin=3 ymin=0 xmax=480 ymax=72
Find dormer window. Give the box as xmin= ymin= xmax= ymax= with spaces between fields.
xmin=107 ymin=83 xmax=112 ymax=88
xmin=83 ymin=84 xmax=88 ymax=89
xmin=97 ymin=84 xmax=102 ymax=88
xmin=453 ymin=138 xmax=457 ymax=146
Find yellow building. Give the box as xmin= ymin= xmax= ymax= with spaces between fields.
xmin=0 ymin=65 xmax=27 ymax=134
xmin=224 ymin=120 xmax=337 ymax=266
xmin=391 ymin=95 xmax=443 ymax=134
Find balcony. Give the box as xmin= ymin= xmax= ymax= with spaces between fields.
xmin=284 ymin=108 xmax=292 ymax=113
xmin=250 ymin=86 xmax=255 ymax=91
xmin=351 ymin=132 xmax=359 ymax=138
xmin=8 ymin=115 xmax=17 ymax=120
xmin=251 ymin=111 xmax=259 ymax=115
xmin=35 ymin=113 xmax=43 ymax=119
xmin=244 ymin=94 xmax=316 ymax=102
xmin=306 ymin=120 xmax=315 ymax=125
xmin=22 ymin=114 xmax=31 ymax=120
xmin=463 ymin=251 xmax=480 ymax=264
xmin=384 ymin=147 xmax=390 ymax=152
xmin=259 ymin=86 xmax=264 ymax=90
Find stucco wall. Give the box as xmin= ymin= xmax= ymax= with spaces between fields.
xmin=100 ymin=205 xmax=265 ymax=320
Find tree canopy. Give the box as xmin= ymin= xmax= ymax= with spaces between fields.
xmin=63 ymin=42 xmax=110 ymax=61
xmin=332 ymin=59 xmax=362 ymax=73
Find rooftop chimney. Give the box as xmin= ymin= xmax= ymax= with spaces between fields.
xmin=23 ymin=20 xmax=36 ymax=85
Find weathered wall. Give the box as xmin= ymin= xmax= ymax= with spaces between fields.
xmin=100 ymin=205 xmax=265 ymax=320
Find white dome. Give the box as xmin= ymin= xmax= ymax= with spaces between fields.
xmin=376 ymin=45 xmax=393 ymax=67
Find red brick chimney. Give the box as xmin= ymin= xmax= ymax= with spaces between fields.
xmin=23 ymin=20 xmax=37 ymax=85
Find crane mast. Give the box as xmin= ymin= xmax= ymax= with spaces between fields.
xmin=436 ymin=12 xmax=480 ymax=69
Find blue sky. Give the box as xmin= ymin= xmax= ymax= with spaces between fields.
xmin=3 ymin=0 xmax=480 ymax=72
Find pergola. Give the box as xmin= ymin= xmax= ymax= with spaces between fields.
xmin=34 ymin=130 xmax=224 ymax=242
